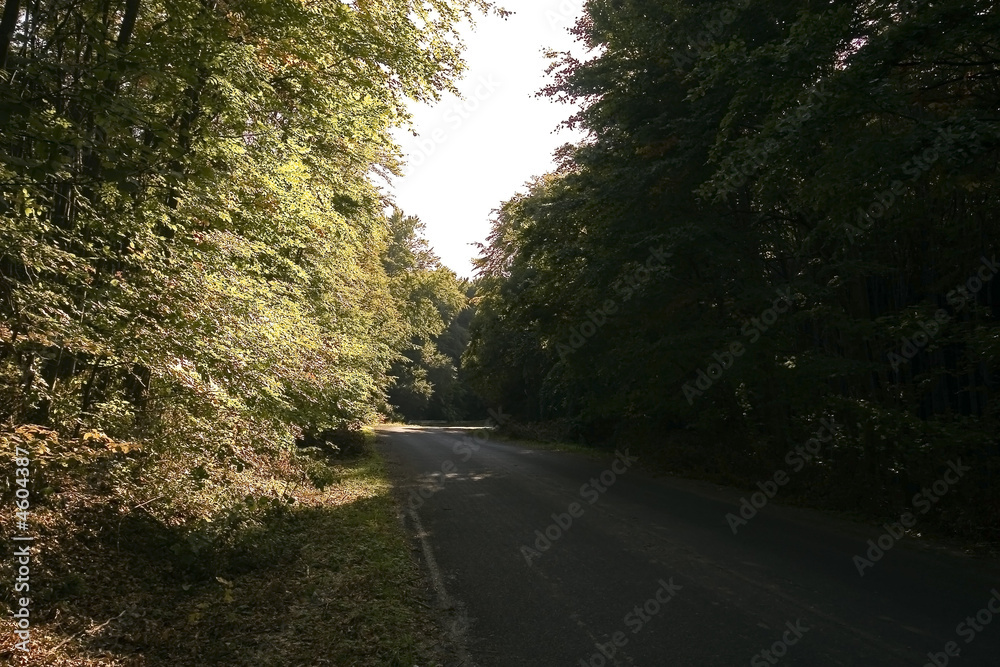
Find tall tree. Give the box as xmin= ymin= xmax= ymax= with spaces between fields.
xmin=0 ymin=0 xmax=501 ymax=452
xmin=467 ymin=0 xmax=999 ymax=529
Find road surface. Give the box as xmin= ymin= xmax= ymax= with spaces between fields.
xmin=378 ymin=425 xmax=1000 ymax=666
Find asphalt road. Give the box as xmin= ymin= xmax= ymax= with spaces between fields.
xmin=377 ymin=425 xmax=1000 ymax=667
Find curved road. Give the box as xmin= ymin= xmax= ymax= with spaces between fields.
xmin=378 ymin=425 xmax=1000 ymax=667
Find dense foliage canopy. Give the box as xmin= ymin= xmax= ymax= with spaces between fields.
xmin=466 ymin=0 xmax=999 ymax=532
xmin=383 ymin=208 xmax=482 ymax=422
xmin=0 ymin=0 xmax=496 ymax=453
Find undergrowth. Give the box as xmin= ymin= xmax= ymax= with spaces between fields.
xmin=0 ymin=425 xmax=443 ymax=666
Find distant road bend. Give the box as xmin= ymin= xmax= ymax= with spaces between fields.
xmin=379 ymin=425 xmax=1000 ymax=667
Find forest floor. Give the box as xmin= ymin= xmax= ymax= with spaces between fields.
xmin=0 ymin=430 xmax=446 ymax=666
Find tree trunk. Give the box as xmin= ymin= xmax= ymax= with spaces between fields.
xmin=0 ymin=0 xmax=20 ymax=72
xmin=116 ymin=0 xmax=139 ymax=50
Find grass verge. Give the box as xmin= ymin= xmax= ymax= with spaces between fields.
xmin=1 ymin=428 xmax=442 ymax=666
xmin=490 ymin=431 xmax=607 ymax=459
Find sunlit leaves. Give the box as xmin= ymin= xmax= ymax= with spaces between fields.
xmin=0 ymin=0 xmax=496 ymax=453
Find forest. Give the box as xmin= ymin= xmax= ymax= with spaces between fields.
xmin=466 ymin=0 xmax=1000 ymax=540
xmin=0 ymin=0 xmax=495 ymax=662
xmin=0 ymin=0 xmax=488 ymax=461
xmin=1 ymin=0 xmax=998 ymax=664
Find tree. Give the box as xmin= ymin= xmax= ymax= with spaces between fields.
xmin=0 ymin=0 xmax=501 ymax=454
xmin=382 ymin=208 xmax=473 ymax=421
xmin=467 ymin=0 xmax=999 ymax=532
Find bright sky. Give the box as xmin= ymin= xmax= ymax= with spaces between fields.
xmin=386 ymin=0 xmax=588 ymax=277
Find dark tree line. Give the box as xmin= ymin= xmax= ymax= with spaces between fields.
xmin=466 ymin=0 xmax=1000 ymax=538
